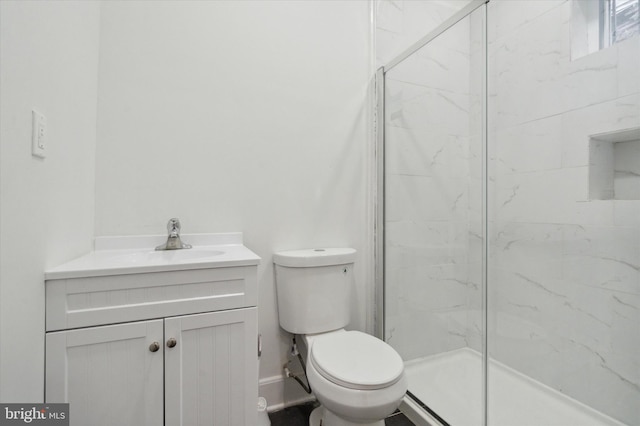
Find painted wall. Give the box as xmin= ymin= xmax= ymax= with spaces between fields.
xmin=94 ymin=1 xmax=373 ymax=409
xmin=0 ymin=1 xmax=100 ymax=401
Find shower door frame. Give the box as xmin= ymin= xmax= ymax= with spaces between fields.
xmin=374 ymin=1 xmax=489 ymax=424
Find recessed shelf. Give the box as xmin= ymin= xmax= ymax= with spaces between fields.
xmin=589 ymin=127 xmax=640 ymax=200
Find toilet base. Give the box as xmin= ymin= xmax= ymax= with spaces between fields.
xmin=309 ymin=406 xmax=385 ymax=426
xmin=309 ymin=406 xmax=323 ymax=426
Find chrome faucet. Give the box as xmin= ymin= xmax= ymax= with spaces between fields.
xmin=155 ymin=218 xmax=192 ymax=250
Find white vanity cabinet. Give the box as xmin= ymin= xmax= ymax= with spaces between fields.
xmin=164 ymin=308 xmax=257 ymax=426
xmin=46 ymin=319 xmax=165 ymax=426
xmin=44 ymin=235 xmax=260 ymax=426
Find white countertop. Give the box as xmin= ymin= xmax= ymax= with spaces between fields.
xmin=45 ymin=233 xmax=260 ymax=280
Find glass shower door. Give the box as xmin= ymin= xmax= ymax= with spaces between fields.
xmin=486 ymin=1 xmax=640 ymax=425
xmin=380 ymin=1 xmax=638 ymax=424
xmin=382 ymin=6 xmax=486 ymax=425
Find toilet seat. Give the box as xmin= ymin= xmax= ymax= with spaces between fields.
xmin=310 ymin=330 xmax=404 ymax=391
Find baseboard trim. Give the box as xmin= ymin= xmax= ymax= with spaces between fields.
xmin=259 ymin=374 xmax=316 ymax=413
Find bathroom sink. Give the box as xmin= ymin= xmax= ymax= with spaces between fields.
xmin=111 ymin=248 xmax=225 ymax=265
xmin=45 ymin=233 xmax=261 ymax=279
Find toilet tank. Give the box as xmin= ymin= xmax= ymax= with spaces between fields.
xmin=273 ymin=248 xmax=356 ymax=334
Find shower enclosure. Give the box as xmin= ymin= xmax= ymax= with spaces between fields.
xmin=377 ymin=1 xmax=640 ymax=425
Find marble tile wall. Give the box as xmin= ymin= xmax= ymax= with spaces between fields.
xmin=379 ymin=0 xmax=484 ymax=361
xmin=379 ymin=0 xmax=639 ymax=424
xmin=487 ymin=1 xmax=639 ymax=424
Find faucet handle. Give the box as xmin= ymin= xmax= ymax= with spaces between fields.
xmin=156 ymin=218 xmax=191 ymax=250
xmin=167 ymin=218 xmax=181 ymax=235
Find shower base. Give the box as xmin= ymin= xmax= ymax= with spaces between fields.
xmin=403 ymin=348 xmax=625 ymax=426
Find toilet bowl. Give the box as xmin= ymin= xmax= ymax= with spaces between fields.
xmin=303 ymin=330 xmax=407 ymax=426
xmin=273 ymin=248 xmax=408 ymax=426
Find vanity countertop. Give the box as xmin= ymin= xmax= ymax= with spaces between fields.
xmin=45 ymin=233 xmax=260 ymax=280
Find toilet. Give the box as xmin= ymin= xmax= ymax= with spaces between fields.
xmin=274 ymin=248 xmax=407 ymax=426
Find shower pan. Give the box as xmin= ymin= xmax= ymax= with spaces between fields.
xmin=376 ymin=1 xmax=640 ymax=425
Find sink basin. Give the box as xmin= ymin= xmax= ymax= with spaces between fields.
xmin=111 ymin=248 xmax=225 ymax=265
xmin=45 ymin=233 xmax=261 ymax=280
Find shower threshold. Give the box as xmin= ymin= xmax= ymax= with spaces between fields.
xmin=403 ymin=348 xmax=626 ymax=426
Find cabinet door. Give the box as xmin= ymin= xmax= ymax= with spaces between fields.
xmin=164 ymin=308 xmax=258 ymax=426
xmin=45 ymin=320 xmax=164 ymax=426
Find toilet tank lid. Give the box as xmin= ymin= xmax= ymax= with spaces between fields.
xmin=273 ymin=248 xmax=356 ymax=267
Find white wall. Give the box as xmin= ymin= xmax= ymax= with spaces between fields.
xmin=0 ymin=1 xmax=100 ymax=401
xmin=94 ymin=1 xmax=373 ymax=409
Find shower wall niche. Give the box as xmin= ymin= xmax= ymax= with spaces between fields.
xmin=589 ymin=128 xmax=640 ymax=200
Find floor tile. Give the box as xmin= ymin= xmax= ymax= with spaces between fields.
xmin=386 ymin=411 xmax=416 ymax=426
xmin=268 ymin=401 xmax=318 ymax=426
xmin=268 ymin=402 xmax=416 ymax=426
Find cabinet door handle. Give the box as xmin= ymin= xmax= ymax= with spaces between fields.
xmin=166 ymin=338 xmax=177 ymax=348
xmin=149 ymin=342 xmax=160 ymax=352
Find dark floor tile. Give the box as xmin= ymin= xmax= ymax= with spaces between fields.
xmin=268 ymin=402 xmax=416 ymax=426
xmin=386 ymin=411 xmax=416 ymax=426
xmin=268 ymin=401 xmax=318 ymax=426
